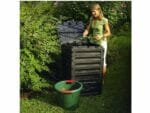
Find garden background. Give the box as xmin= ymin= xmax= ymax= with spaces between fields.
xmin=20 ymin=1 xmax=131 ymax=113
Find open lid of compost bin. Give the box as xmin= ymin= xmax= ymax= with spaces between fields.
xmin=57 ymin=20 xmax=85 ymax=44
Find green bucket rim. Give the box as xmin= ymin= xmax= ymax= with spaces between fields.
xmin=54 ymin=80 xmax=83 ymax=94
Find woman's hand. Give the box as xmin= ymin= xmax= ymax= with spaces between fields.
xmin=83 ymin=30 xmax=88 ymax=38
xmin=83 ymin=24 xmax=90 ymax=38
xmin=94 ymin=35 xmax=103 ymax=40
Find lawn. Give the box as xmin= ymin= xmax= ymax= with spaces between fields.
xmin=20 ymin=34 xmax=131 ymax=113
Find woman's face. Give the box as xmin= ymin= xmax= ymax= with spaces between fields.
xmin=91 ymin=9 xmax=100 ymax=18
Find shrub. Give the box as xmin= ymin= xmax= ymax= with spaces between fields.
xmin=107 ymin=32 xmax=131 ymax=65
xmin=20 ymin=1 xmax=60 ymax=91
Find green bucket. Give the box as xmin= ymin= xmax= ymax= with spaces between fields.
xmin=54 ymin=80 xmax=83 ymax=110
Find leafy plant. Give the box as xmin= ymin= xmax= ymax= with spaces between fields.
xmin=20 ymin=1 xmax=60 ymax=91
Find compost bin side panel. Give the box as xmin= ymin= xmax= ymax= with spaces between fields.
xmin=62 ymin=45 xmax=104 ymax=95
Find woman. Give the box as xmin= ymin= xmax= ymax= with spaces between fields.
xmin=83 ymin=3 xmax=111 ymax=76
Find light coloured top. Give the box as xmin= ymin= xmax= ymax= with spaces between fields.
xmin=88 ymin=17 xmax=108 ymax=45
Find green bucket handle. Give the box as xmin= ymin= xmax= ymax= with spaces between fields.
xmin=61 ymin=80 xmax=75 ymax=94
xmin=65 ymin=80 xmax=75 ymax=83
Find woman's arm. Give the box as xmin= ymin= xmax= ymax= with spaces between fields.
xmin=103 ymin=23 xmax=111 ymax=38
xmin=83 ymin=24 xmax=90 ymax=37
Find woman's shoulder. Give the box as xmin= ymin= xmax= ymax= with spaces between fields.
xmin=102 ymin=17 xmax=108 ymax=23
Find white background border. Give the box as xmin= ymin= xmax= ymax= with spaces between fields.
xmin=0 ymin=0 xmax=19 ymax=113
xmin=0 ymin=0 xmax=150 ymax=113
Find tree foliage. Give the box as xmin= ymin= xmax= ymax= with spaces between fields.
xmin=55 ymin=1 xmax=131 ymax=31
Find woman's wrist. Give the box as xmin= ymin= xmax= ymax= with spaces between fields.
xmin=102 ymin=34 xmax=106 ymax=39
xmin=103 ymin=34 xmax=105 ymax=38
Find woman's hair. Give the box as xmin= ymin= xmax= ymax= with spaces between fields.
xmin=90 ymin=3 xmax=104 ymax=20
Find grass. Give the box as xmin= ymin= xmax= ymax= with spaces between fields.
xmin=20 ymin=33 xmax=131 ymax=113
